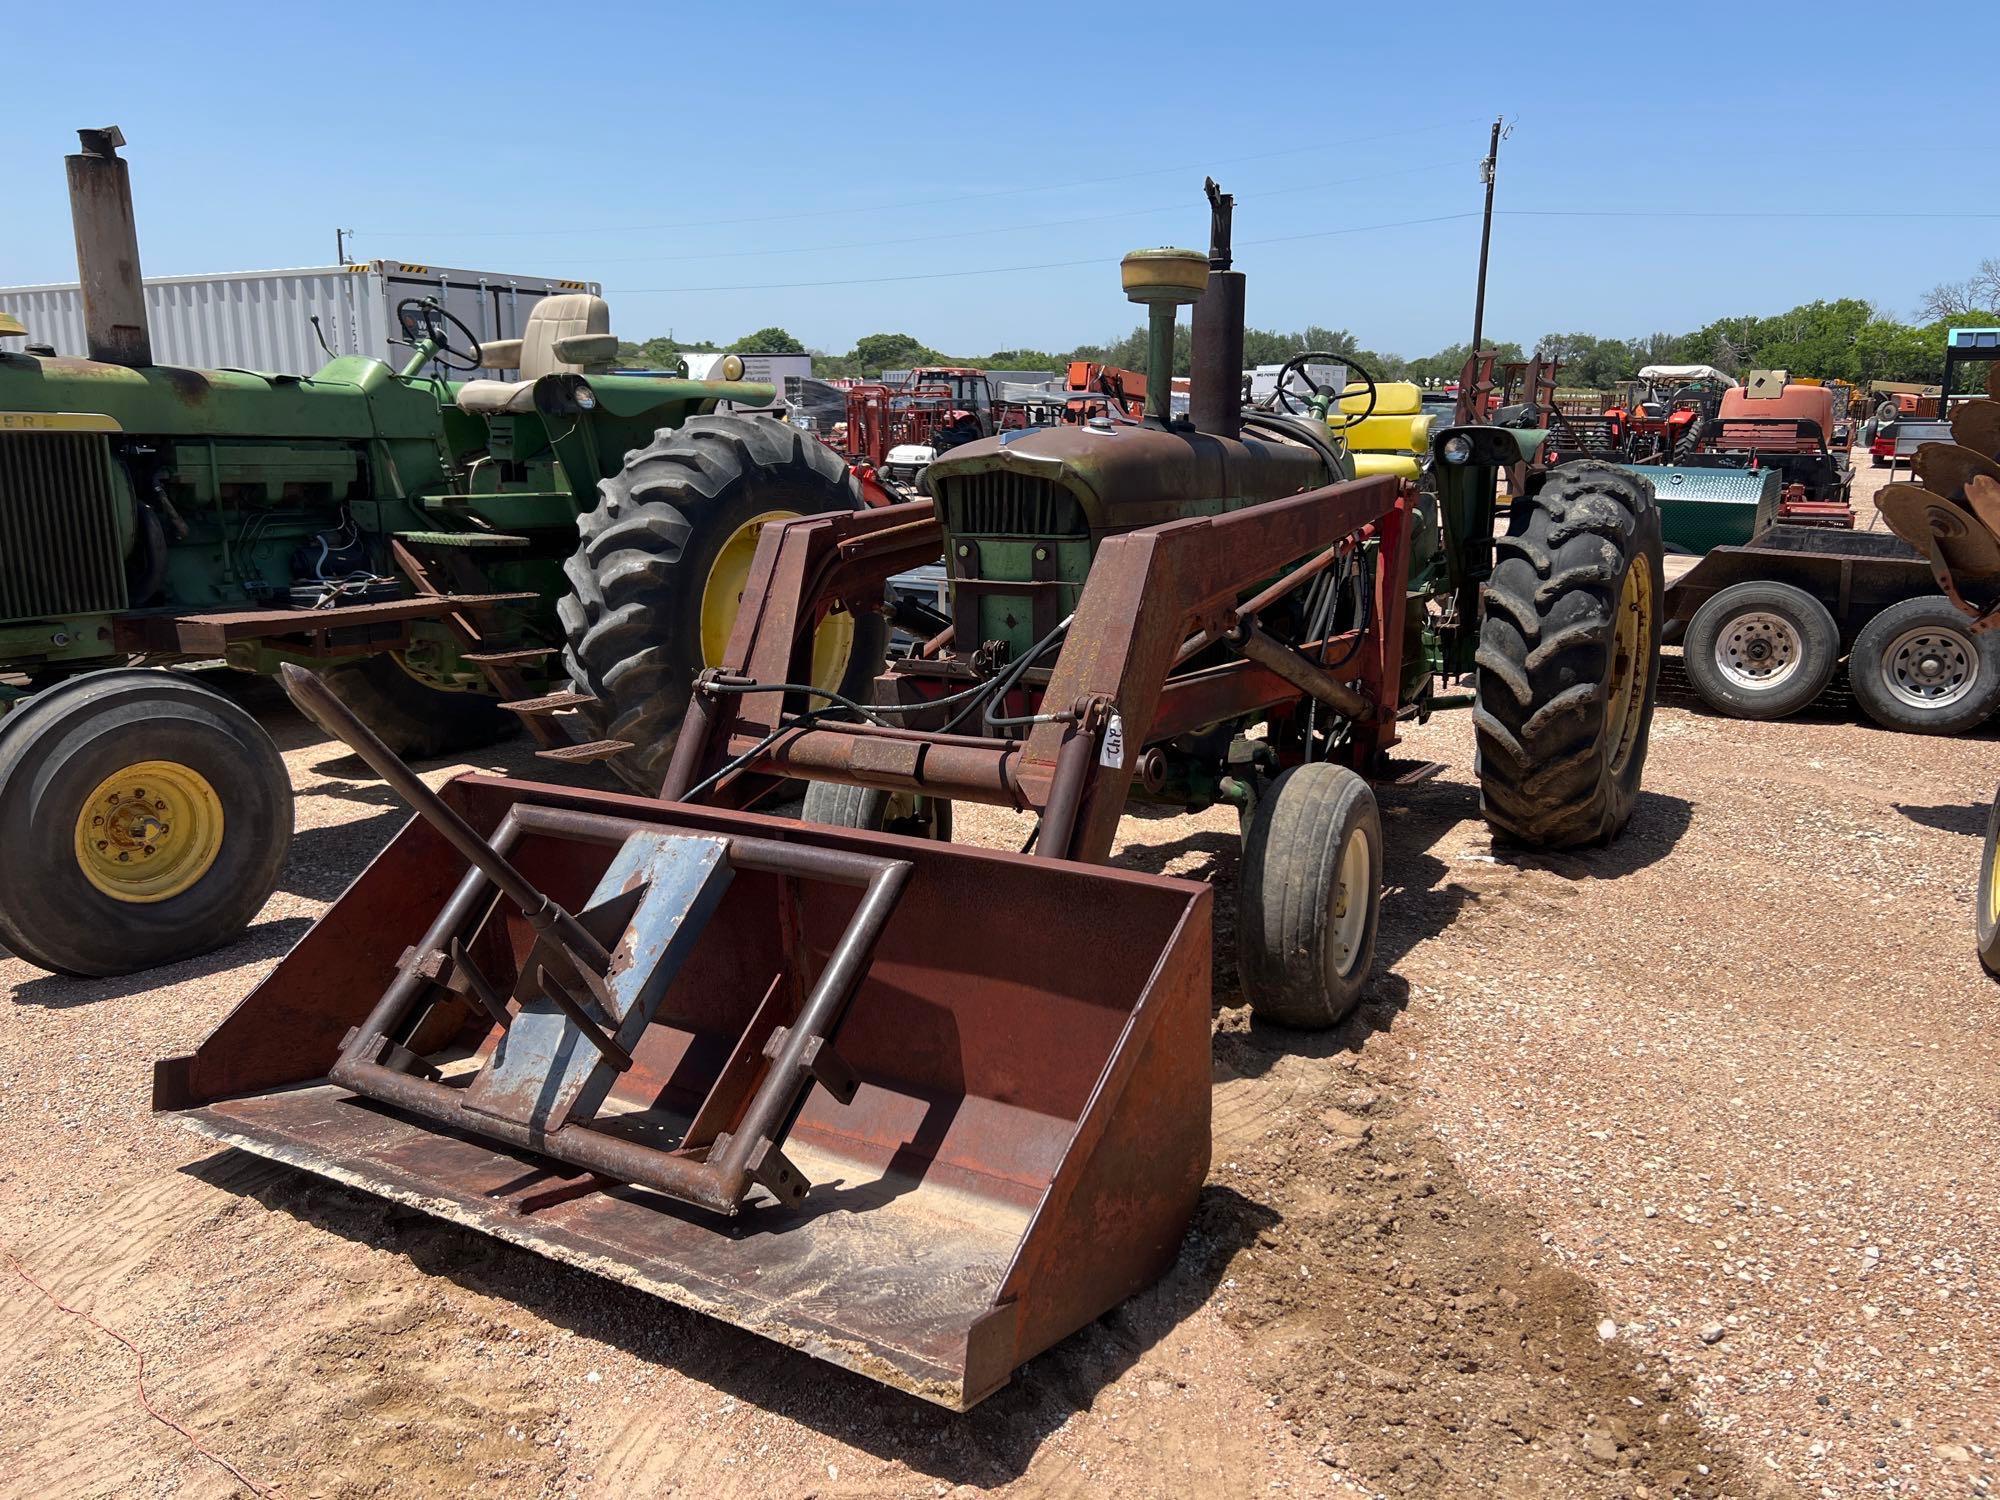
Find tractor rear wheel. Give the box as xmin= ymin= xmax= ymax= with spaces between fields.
xmin=319 ymin=654 xmax=515 ymax=761
xmin=1682 ymin=580 xmax=1840 ymax=720
xmin=1238 ymin=762 xmax=1382 ymax=1029
xmin=1979 ymin=786 xmax=2000 ymax=979
xmin=0 ymin=669 xmax=292 ymax=977
xmin=560 ymin=414 xmax=888 ymax=793
xmin=800 ymin=780 xmax=954 ymax=840
xmin=1475 ymin=460 xmax=1664 ymax=848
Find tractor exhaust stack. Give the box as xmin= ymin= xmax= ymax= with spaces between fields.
xmin=1189 ymin=178 xmax=1245 ymax=441
xmin=66 ymin=126 xmax=153 ymax=368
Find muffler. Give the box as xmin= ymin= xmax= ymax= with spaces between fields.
xmin=155 ymin=669 xmax=1212 ymax=1408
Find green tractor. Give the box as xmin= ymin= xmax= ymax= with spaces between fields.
xmin=0 ymin=128 xmax=875 ymax=977
xmin=665 ymin=189 xmax=1667 ymax=1027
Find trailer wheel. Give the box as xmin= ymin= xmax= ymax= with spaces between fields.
xmin=0 ymin=669 xmax=292 ymax=977
xmin=1979 ymin=786 xmax=2000 ymax=979
xmin=1849 ymin=596 xmax=2000 ymax=735
xmin=1475 ymin=461 xmax=1663 ymax=848
xmin=560 ymin=414 xmax=888 ymax=793
xmin=319 ymin=654 xmax=514 ymax=761
xmin=800 ymin=780 xmax=953 ymax=841
xmin=1238 ymin=762 xmax=1382 ymax=1029
xmin=1682 ymin=581 xmax=1840 ymax=720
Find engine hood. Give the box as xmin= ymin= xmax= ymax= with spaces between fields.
xmin=926 ymin=421 xmax=1330 ymax=533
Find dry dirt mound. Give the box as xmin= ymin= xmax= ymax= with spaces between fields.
xmin=1197 ymin=1011 xmax=1773 ymax=1499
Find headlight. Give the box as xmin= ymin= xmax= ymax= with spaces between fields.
xmin=573 ymin=384 xmax=598 ymax=411
xmin=1442 ymin=435 xmax=1475 ymax=465
xmin=721 ymin=354 xmax=745 ymax=381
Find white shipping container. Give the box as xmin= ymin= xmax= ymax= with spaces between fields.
xmin=679 ymin=350 xmax=814 ymax=393
xmin=0 ymin=260 xmax=602 ymax=379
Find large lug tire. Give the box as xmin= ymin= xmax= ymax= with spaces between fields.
xmin=0 ymin=669 xmax=292 ymax=977
xmin=1475 ymin=460 xmax=1664 ymax=848
xmin=560 ymin=414 xmax=889 ymax=793
xmin=319 ymin=654 xmax=515 ymax=761
xmin=1682 ymin=580 xmax=1840 ymax=720
xmin=1848 ymin=595 xmax=2000 ymax=735
xmin=800 ymin=779 xmax=954 ymax=841
xmin=1979 ymin=786 xmax=2000 ymax=980
xmin=1238 ymin=763 xmax=1383 ymax=1029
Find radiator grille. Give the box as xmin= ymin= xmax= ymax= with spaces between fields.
xmin=0 ymin=432 xmax=129 ymax=624
xmin=941 ymin=471 xmax=1087 ymax=536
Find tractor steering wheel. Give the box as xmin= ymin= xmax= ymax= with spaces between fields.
xmin=1275 ymin=350 xmax=1379 ymax=432
xmin=395 ymin=297 xmax=484 ymax=372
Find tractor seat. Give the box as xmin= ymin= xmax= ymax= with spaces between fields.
xmin=1336 ymin=380 xmax=1434 ymax=481
xmin=457 ymin=294 xmax=619 ymax=416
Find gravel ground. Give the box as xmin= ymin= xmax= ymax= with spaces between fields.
xmin=2 ymin=457 xmax=1994 ymax=1497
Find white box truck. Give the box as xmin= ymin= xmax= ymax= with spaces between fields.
xmin=0 ymin=259 xmax=601 ymax=379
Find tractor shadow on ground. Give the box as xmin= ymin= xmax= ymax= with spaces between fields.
xmin=1108 ymin=776 xmax=1692 ymax=1082
xmin=5 ymin=916 xmax=314 ymax=1008
xmin=187 ymin=1151 xmax=1276 ymax=1488
xmin=1896 ymin=800 xmax=1991 ymax=838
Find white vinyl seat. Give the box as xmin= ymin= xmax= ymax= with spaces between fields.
xmin=457 ymin=294 xmax=618 ymax=416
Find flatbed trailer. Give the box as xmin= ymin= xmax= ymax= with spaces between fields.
xmin=1663 ymin=523 xmax=2000 ymax=733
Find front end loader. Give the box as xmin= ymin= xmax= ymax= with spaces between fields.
xmin=156 ymin=185 xmax=1662 ymax=1407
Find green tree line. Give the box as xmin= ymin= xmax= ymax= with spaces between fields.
xmin=618 ymin=292 xmax=1998 ymax=390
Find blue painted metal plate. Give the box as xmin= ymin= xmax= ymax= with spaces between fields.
xmin=463 ymin=833 xmax=732 ymax=1132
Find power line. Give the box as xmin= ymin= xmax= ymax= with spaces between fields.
xmin=1502 ymin=207 xmax=2000 ymax=221
xmin=605 ymin=211 xmax=1483 ymax=295
xmin=583 ymin=160 xmax=1467 ymax=266
xmin=353 ymin=117 xmax=1491 ymax=241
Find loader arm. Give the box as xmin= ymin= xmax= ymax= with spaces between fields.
xmin=664 ymin=474 xmax=1414 ymax=862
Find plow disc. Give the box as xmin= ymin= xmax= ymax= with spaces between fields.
xmin=154 ymin=679 xmax=1212 ymax=1408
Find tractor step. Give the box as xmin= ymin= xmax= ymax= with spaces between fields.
xmin=393 ymin=530 xmax=532 ymax=550
xmin=462 ymin=647 xmax=556 ymax=667
xmin=536 ymin=739 xmax=634 ymax=765
xmin=502 ymin=689 xmax=595 ymax=716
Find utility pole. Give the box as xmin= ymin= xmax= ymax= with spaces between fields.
xmin=335 ymin=227 xmax=353 ymax=264
xmin=1470 ymin=117 xmax=1508 ymax=355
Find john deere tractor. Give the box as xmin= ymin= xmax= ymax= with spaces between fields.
xmin=0 ymin=129 xmax=874 ymax=977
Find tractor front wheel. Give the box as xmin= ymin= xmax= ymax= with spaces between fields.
xmin=1238 ymin=762 xmax=1382 ymax=1029
xmin=0 ymin=669 xmax=292 ymax=977
xmin=560 ymin=414 xmax=888 ymax=793
xmin=800 ymin=780 xmax=954 ymax=840
xmin=1474 ymin=461 xmax=1664 ymax=848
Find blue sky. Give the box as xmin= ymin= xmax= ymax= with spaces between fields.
xmin=4 ymin=2 xmax=1996 ymax=359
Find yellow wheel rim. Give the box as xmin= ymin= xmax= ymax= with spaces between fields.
xmin=699 ymin=510 xmax=856 ymax=693
xmin=1986 ymin=823 xmax=2000 ymax=927
xmin=1606 ymin=557 xmax=1654 ymax=776
xmin=73 ymin=759 xmax=225 ymax=903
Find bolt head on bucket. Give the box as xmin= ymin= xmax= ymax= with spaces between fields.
xmin=1120 ymin=247 xmax=1209 ymax=307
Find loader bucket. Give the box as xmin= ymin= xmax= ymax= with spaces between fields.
xmin=154 ymin=775 xmax=1212 ymax=1409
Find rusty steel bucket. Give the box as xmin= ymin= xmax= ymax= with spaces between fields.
xmin=154 ymin=773 xmax=1212 ymax=1409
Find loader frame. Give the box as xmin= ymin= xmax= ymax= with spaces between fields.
xmin=663 ymin=475 xmax=1416 ymax=861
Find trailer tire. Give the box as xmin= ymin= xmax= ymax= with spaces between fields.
xmin=800 ymin=780 xmax=953 ymax=841
xmin=0 ymin=669 xmax=292 ymax=977
xmin=1238 ymin=763 xmax=1382 ymax=1029
xmin=1978 ymin=786 xmax=2000 ymax=979
xmin=1475 ymin=460 xmax=1663 ymax=848
xmin=319 ymin=655 xmax=515 ymax=761
xmin=1682 ymin=581 xmax=1840 ymax=720
xmin=1849 ymin=596 xmax=2000 ymax=735
xmin=560 ymin=414 xmax=887 ymax=793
